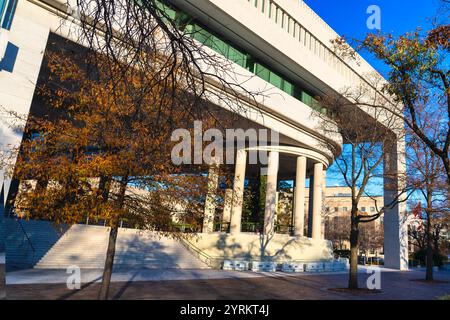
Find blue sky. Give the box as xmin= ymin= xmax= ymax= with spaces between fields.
xmin=302 ymin=0 xmax=443 ymax=192
xmin=303 ymin=0 xmax=442 ymax=77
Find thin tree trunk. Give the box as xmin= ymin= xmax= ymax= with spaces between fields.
xmin=98 ymin=175 xmax=112 ymax=202
xmin=425 ymin=207 xmax=433 ymax=281
xmin=98 ymin=175 xmax=128 ymax=300
xmin=443 ymin=157 xmax=450 ymax=186
xmin=348 ymin=210 xmax=359 ymax=289
xmin=98 ymin=220 xmax=119 ymax=300
xmin=425 ymin=234 xmax=433 ymax=281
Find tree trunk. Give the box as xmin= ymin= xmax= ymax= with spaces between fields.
xmin=98 ymin=221 xmax=119 ymax=300
xmin=348 ymin=212 xmax=359 ymax=289
xmin=425 ymin=188 xmax=434 ymax=281
xmin=98 ymin=176 xmax=128 ymax=300
xmin=98 ymin=175 xmax=112 ymax=202
xmin=443 ymin=157 xmax=450 ymax=187
xmin=425 ymin=210 xmax=433 ymax=281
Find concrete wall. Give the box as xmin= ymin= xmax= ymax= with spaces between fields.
xmin=6 ymin=219 xmax=208 ymax=270
xmin=186 ymin=232 xmax=334 ymax=262
xmin=0 ymin=0 xmax=49 ymax=200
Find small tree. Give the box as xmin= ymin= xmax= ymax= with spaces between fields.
xmin=330 ymin=10 xmax=449 ymax=284
xmin=359 ymin=221 xmax=384 ymax=259
xmin=325 ymin=215 xmax=350 ymax=251
xmin=9 ymin=50 xmax=221 ymax=299
xmin=316 ymin=75 xmax=410 ymax=289
xmin=4 ymin=0 xmax=264 ymax=300
xmin=408 ymin=120 xmax=448 ymax=280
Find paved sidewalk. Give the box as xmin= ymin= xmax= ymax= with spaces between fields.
xmin=6 ymin=268 xmax=266 ymax=285
xmin=0 ymin=253 xmax=5 ymax=299
xmin=5 ymin=268 xmax=450 ymax=300
xmin=0 ymin=264 xmax=4 ymax=299
xmin=6 ymin=265 xmax=404 ymax=285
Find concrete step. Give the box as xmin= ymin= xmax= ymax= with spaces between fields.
xmin=4 ymin=220 xmax=208 ymax=270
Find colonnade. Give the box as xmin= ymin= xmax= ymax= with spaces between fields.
xmin=202 ymin=147 xmax=328 ymax=239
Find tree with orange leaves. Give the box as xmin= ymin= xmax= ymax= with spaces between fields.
xmin=11 ymin=46 xmax=225 ymax=299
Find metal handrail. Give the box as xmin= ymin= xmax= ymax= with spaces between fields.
xmin=214 ymin=222 xmax=230 ymax=233
xmin=17 ymin=219 xmax=36 ymax=254
xmin=179 ymin=237 xmax=218 ymax=268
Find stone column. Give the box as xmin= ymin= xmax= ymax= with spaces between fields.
xmin=383 ymin=139 xmax=408 ymax=270
xmin=321 ymin=169 xmax=327 ymax=239
xmin=230 ymin=149 xmax=247 ymax=234
xmin=311 ymin=162 xmax=324 ymax=239
xmin=222 ymin=188 xmax=233 ymax=224
xmin=202 ymin=164 xmax=219 ymax=233
xmin=307 ymin=175 xmax=314 ymax=238
xmin=293 ymin=156 xmax=307 ymax=236
xmin=264 ymin=151 xmax=279 ymax=235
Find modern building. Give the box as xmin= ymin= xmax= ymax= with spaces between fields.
xmin=0 ymin=0 xmax=408 ymax=269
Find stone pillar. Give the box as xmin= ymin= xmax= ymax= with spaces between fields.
xmin=293 ymin=156 xmax=307 ymax=237
xmin=383 ymin=139 xmax=408 ymax=270
xmin=202 ymin=164 xmax=219 ymax=233
xmin=264 ymin=151 xmax=279 ymax=235
xmin=307 ymin=175 xmax=314 ymax=238
xmin=311 ymin=162 xmax=323 ymax=239
xmin=222 ymin=188 xmax=233 ymax=224
xmin=230 ymin=149 xmax=247 ymax=234
xmin=321 ymin=169 xmax=327 ymax=239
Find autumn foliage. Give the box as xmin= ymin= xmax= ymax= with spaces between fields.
xmin=12 ymin=48 xmax=220 ymax=231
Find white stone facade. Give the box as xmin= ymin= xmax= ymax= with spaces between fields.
xmin=0 ymin=0 xmax=408 ymax=269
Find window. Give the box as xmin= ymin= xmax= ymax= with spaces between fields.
xmin=343 ymin=207 xmax=348 ymax=212
xmin=1 ymin=0 xmax=17 ymax=30
xmin=192 ymin=27 xmax=213 ymax=47
xmin=0 ymin=0 xmax=7 ymax=24
xmin=370 ymin=207 xmax=376 ymax=212
xmin=254 ymin=63 xmax=270 ymax=82
xmin=227 ymin=47 xmax=247 ymax=68
xmin=159 ymin=0 xmax=324 ymax=112
xmin=334 ymin=207 xmax=339 ymax=212
xmin=211 ymin=36 xmax=228 ymax=56
xmin=361 ymin=207 xmax=366 ymax=212
xmin=269 ymin=71 xmax=283 ymax=89
xmin=301 ymin=91 xmax=312 ymax=107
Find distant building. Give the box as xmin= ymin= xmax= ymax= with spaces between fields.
xmin=278 ymin=186 xmax=384 ymax=256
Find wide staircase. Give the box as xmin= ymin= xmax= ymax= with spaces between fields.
xmin=5 ymin=219 xmax=208 ymax=270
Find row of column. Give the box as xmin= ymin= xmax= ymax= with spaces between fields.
xmin=203 ymin=150 xmax=326 ymax=239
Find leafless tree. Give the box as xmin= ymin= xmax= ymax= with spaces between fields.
xmin=316 ymin=73 xmax=412 ymax=289
xmin=408 ymin=119 xmax=448 ymax=280
xmin=325 ymin=215 xmax=350 ymax=251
